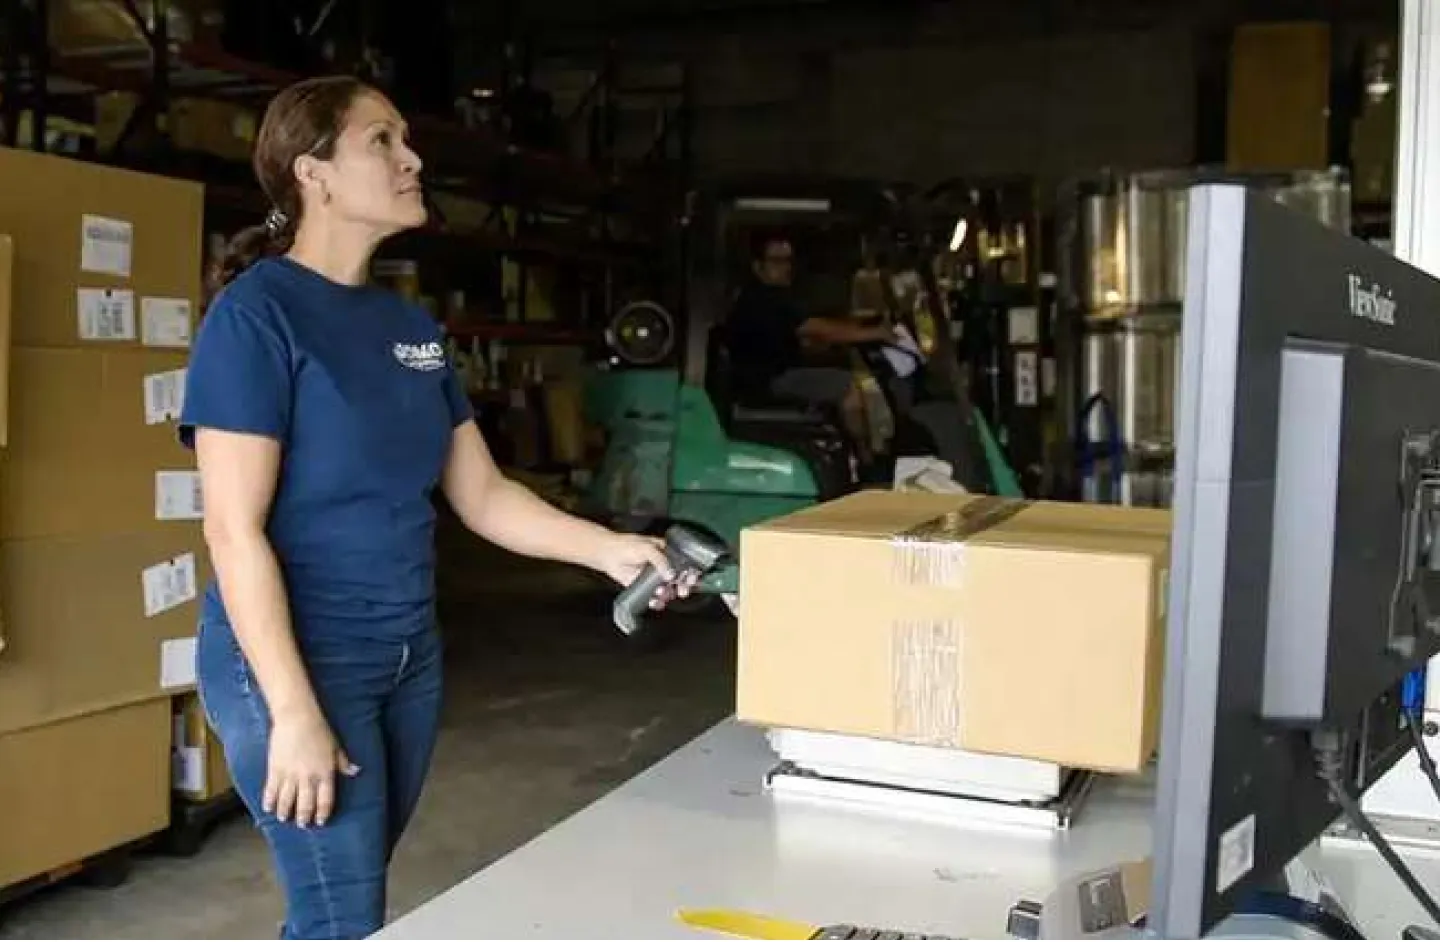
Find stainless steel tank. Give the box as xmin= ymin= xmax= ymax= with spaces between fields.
xmin=1076 ymin=169 xmax=1194 ymax=313
xmin=1063 ymin=166 xmax=1351 ymax=507
xmin=1078 ymin=312 xmax=1179 ymax=507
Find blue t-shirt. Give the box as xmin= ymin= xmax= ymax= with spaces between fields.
xmin=179 ymin=256 xmax=473 ymax=641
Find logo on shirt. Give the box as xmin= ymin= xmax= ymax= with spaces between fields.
xmin=393 ymin=341 xmax=447 ymax=372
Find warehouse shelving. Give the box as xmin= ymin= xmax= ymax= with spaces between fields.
xmin=0 ymin=0 xmax=692 ymax=337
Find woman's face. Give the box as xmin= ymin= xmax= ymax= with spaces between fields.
xmin=304 ymin=91 xmax=427 ymax=235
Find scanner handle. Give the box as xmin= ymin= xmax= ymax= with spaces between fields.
xmin=612 ymin=525 xmax=729 ymax=636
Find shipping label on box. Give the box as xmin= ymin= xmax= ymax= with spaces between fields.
xmin=144 ymin=368 xmax=186 ymax=425
xmin=160 ymin=635 xmax=197 ymax=689
xmin=77 ymin=287 xmax=136 ymax=341
xmin=141 ymin=296 xmax=192 ymax=348
xmin=143 ymin=552 xmax=197 ymax=618
xmin=156 ymin=470 xmax=203 ymax=521
xmin=79 ymin=213 xmax=133 ymax=278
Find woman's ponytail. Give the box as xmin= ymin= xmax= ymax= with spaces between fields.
xmin=201 ymin=73 xmax=370 ymax=305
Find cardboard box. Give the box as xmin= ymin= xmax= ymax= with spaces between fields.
xmin=0 ymin=698 xmax=171 ymax=890
xmin=737 ymin=491 xmax=1171 ymax=774
xmin=0 ymin=234 xmax=14 ymax=449
xmin=0 ymin=529 xmax=209 ymax=735
xmin=49 ymin=0 xmax=224 ymax=56
xmin=172 ymin=693 xmax=231 ymax=802
xmin=1227 ymin=22 xmax=1332 ymax=172
xmin=96 ymin=93 xmax=258 ymax=164
xmin=0 ymin=236 xmax=11 ymax=658
xmin=3 ymin=348 xmax=197 ymax=541
xmin=0 ymin=146 xmax=202 ymax=349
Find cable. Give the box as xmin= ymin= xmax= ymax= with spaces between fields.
xmin=1408 ymin=711 xmax=1440 ymax=808
xmin=1314 ymin=734 xmax=1440 ymax=928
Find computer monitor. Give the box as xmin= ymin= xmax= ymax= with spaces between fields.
xmin=1149 ymin=183 xmax=1440 ymax=938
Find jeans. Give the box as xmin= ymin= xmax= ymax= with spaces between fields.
xmin=196 ymin=617 xmax=444 ymax=940
xmin=769 ymin=366 xmax=855 ymax=409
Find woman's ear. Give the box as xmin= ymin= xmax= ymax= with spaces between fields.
xmin=292 ymin=154 xmax=330 ymax=206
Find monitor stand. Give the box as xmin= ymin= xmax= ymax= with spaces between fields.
xmin=1007 ymin=857 xmax=1371 ymax=940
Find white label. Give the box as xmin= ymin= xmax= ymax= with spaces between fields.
xmin=173 ymin=745 xmax=206 ymax=794
xmin=144 ymin=368 xmax=187 ymax=425
xmin=77 ymin=287 xmax=136 ymax=341
xmin=1216 ymin=814 xmax=1256 ymax=893
xmin=160 ymin=635 xmax=198 ymax=689
xmin=1014 ymin=351 xmax=1039 ymax=407
xmin=1007 ymin=306 xmax=1040 ymax=345
xmin=141 ymin=297 xmax=193 ymax=348
xmin=80 ymin=214 xmax=134 ymax=277
xmin=156 ymin=470 xmax=203 ymax=520
xmin=144 ymin=554 xmax=198 ymax=619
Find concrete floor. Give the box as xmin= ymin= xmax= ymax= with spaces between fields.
xmin=0 ymin=519 xmax=737 ymax=939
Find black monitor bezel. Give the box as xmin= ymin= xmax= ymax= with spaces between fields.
xmin=1149 ymin=184 xmax=1440 ymax=937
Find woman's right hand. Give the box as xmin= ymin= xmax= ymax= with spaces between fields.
xmin=263 ymin=706 xmax=359 ymax=828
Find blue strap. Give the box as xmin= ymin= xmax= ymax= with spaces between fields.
xmin=1075 ymin=392 xmax=1125 ymax=502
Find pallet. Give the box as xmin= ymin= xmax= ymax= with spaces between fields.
xmin=0 ymin=840 xmax=140 ymax=919
xmin=159 ymin=789 xmax=243 ymax=858
xmin=0 ymin=791 xmax=244 ymax=923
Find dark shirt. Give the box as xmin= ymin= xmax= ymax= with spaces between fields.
xmin=726 ymin=279 xmax=808 ymax=400
xmin=178 ymin=256 xmax=474 ymax=643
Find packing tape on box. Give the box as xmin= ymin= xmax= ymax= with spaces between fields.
xmin=887 ymin=496 xmax=1029 ymax=745
xmin=892 ymin=617 xmax=964 ymax=747
xmin=890 ymin=495 xmax=1031 ymax=588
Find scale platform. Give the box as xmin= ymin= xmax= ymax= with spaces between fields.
xmin=762 ymin=728 xmax=1101 ymax=832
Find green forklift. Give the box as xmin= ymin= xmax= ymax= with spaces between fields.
xmin=579 ymin=177 xmax=1021 ymax=618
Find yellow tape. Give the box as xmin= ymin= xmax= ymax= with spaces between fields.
xmin=676 ymin=908 xmax=818 ymax=939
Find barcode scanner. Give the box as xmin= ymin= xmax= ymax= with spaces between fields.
xmin=612 ymin=525 xmax=730 ymax=636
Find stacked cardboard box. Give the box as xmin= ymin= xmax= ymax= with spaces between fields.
xmin=1226 ymin=22 xmax=1332 ymax=173
xmin=737 ymin=490 xmax=1171 ymax=775
xmin=0 ymin=146 xmax=210 ymax=888
xmin=95 ymin=92 xmax=259 ymax=164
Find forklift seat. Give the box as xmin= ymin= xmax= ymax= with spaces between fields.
xmin=705 ymin=325 xmax=833 ymax=429
xmin=703 ymin=325 xmax=855 ymax=497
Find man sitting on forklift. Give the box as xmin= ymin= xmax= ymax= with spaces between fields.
xmin=726 ymin=230 xmax=894 ymax=454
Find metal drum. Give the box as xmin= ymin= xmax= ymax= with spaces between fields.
xmin=1077 ymin=169 xmax=1194 ymax=313
xmin=1062 ymin=166 xmax=1351 ymax=507
xmin=1081 ymin=313 xmax=1179 ymax=455
xmin=1270 ymin=168 xmax=1353 ymax=233
xmin=1077 ymin=313 xmax=1179 ymax=507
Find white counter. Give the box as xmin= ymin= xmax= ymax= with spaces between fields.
xmin=376 ymin=718 xmax=1440 ymax=940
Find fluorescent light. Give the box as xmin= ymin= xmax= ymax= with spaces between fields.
xmin=733 ymin=197 xmax=832 ymax=213
xmin=949 ymin=217 xmax=969 ymax=252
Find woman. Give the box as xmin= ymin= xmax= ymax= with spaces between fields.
xmin=180 ymin=75 xmax=688 ymax=940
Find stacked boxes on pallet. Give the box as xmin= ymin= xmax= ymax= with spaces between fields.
xmin=0 ymin=146 xmax=215 ymax=889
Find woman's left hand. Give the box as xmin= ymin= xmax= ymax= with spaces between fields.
xmin=595 ymin=532 xmax=699 ymax=609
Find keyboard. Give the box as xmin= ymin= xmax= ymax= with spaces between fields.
xmin=810 ymin=925 xmax=959 ymax=939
